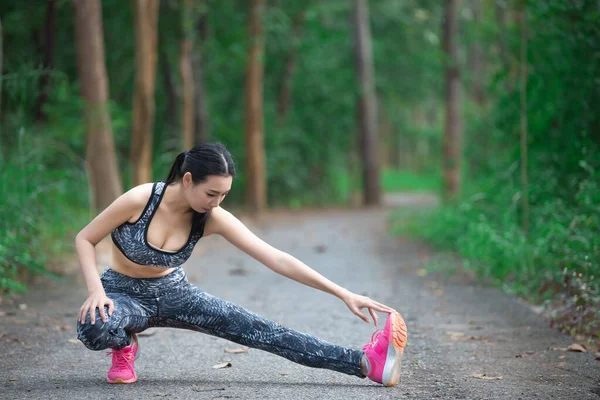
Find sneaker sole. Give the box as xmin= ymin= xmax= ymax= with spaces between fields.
xmin=382 ymin=312 xmax=408 ymax=387
xmin=107 ymin=376 xmax=137 ymax=384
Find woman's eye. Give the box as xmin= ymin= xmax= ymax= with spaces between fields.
xmin=207 ymin=193 xmax=216 ymax=197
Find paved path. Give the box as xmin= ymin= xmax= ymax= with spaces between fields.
xmin=1 ymin=202 xmax=599 ymax=399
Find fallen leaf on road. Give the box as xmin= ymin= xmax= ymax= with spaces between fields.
xmin=550 ymin=347 xmax=568 ymax=352
xmin=224 ymin=347 xmax=248 ymax=354
xmin=18 ymin=304 xmax=27 ymax=310
xmin=559 ymin=355 xmax=566 ymax=359
xmin=595 ymin=352 xmax=600 ymax=361
xmin=446 ymin=331 xmax=466 ymax=340
xmin=212 ymin=362 xmax=232 ymax=369
xmin=55 ymin=325 xmax=71 ymax=331
xmin=280 ymin=373 xmax=289 ymax=376
xmin=0 ymin=333 xmax=4 ymax=339
xmin=0 ymin=311 xmax=5 ymax=317
xmin=515 ymin=351 xmax=538 ymax=358
xmin=8 ymin=378 xmax=17 ymax=381
xmin=6 ymin=338 xmax=25 ymax=345
xmin=471 ymin=373 xmax=503 ymax=380
xmin=567 ymin=344 xmax=586 ymax=353
xmin=67 ymin=339 xmax=81 ymax=344
xmin=469 ymin=335 xmax=488 ymax=341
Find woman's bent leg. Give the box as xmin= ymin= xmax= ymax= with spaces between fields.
xmin=77 ymin=292 xmax=151 ymax=351
xmin=159 ymin=284 xmax=364 ymax=377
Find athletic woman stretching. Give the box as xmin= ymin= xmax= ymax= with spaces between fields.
xmin=76 ymin=142 xmax=407 ymax=386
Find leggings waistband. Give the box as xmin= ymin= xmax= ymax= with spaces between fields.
xmin=100 ymin=266 xmax=188 ymax=295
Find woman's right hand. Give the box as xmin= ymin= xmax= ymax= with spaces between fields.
xmin=79 ymin=291 xmax=114 ymax=325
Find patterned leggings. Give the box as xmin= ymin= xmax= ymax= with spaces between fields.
xmin=77 ymin=267 xmax=365 ymax=377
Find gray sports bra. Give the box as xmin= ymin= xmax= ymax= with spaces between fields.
xmin=111 ymin=182 xmax=208 ymax=268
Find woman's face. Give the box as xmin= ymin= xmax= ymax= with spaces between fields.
xmin=183 ymin=173 xmax=232 ymax=213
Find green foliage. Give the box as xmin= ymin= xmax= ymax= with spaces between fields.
xmin=0 ymin=126 xmax=90 ymax=294
xmin=393 ymin=0 xmax=600 ymax=342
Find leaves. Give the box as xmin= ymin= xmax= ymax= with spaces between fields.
xmin=224 ymin=347 xmax=248 ymax=354
xmin=471 ymin=373 xmax=503 ymax=380
xmin=212 ymin=362 xmax=232 ymax=369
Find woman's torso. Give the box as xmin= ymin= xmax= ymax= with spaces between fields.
xmin=109 ymin=182 xmax=209 ymax=278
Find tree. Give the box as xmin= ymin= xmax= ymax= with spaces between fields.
xmin=442 ymin=0 xmax=462 ymax=200
xmin=72 ymin=0 xmax=122 ymax=211
xmin=469 ymin=0 xmax=484 ymax=105
xmin=244 ymin=0 xmax=267 ymax=212
xmin=34 ymin=0 xmax=56 ymax=122
xmin=518 ymin=1 xmax=529 ymax=235
xmin=277 ymin=9 xmax=306 ymax=125
xmin=131 ymin=0 xmax=159 ymax=186
xmin=352 ymin=0 xmax=381 ymax=206
xmin=180 ymin=0 xmax=195 ymax=150
xmin=193 ymin=3 xmax=210 ymax=144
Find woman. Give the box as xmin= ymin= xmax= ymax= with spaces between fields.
xmin=76 ymin=142 xmax=407 ymax=386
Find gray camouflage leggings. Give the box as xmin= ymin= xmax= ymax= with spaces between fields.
xmin=77 ymin=267 xmax=364 ymax=377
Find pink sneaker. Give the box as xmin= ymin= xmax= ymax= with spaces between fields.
xmin=106 ymin=335 xmax=139 ymax=384
xmin=362 ymin=311 xmax=408 ymax=387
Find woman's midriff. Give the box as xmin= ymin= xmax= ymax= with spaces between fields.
xmin=109 ymin=243 xmax=178 ymax=279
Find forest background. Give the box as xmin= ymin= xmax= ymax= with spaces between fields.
xmin=0 ymin=0 xmax=598 ymax=346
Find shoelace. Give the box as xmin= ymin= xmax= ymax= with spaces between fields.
xmin=362 ymin=330 xmax=382 ymax=351
xmin=106 ymin=349 xmax=134 ymax=372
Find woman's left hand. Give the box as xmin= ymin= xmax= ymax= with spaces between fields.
xmin=341 ymin=291 xmax=396 ymax=327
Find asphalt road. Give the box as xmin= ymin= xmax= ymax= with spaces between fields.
xmin=1 ymin=203 xmax=599 ymax=399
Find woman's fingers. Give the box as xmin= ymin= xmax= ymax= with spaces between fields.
xmin=98 ymin=302 xmax=107 ymax=323
xmin=369 ymin=308 xmax=379 ymax=327
xmin=108 ymin=299 xmax=115 ymax=317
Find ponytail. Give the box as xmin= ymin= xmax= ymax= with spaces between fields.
xmin=165 ymin=152 xmax=186 ymax=184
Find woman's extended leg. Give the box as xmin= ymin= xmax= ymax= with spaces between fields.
xmin=156 ymin=281 xmax=365 ymax=377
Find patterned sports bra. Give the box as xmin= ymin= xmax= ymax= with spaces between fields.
xmin=111 ymin=182 xmax=208 ymax=268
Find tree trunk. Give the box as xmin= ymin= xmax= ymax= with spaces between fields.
xmin=519 ymin=3 xmax=529 ymax=235
xmin=160 ymin=48 xmax=177 ymax=145
xmin=0 ymin=17 xmax=3 ymax=126
xmin=277 ymin=10 xmax=305 ymax=124
xmin=245 ymin=0 xmax=267 ymax=212
xmin=442 ymin=0 xmax=462 ymax=200
xmin=180 ymin=0 xmax=195 ymax=150
xmin=72 ymin=0 xmax=123 ymax=211
xmin=131 ymin=0 xmax=159 ymax=186
xmin=470 ymin=0 xmax=484 ymax=105
xmin=352 ymin=0 xmax=381 ymax=206
xmin=193 ymin=8 xmax=210 ymax=144
xmin=34 ymin=0 xmax=56 ymax=122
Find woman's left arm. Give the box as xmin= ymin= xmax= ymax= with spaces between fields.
xmin=211 ymin=207 xmax=395 ymax=325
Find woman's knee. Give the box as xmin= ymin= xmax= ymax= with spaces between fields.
xmin=76 ymin=306 xmax=114 ymax=351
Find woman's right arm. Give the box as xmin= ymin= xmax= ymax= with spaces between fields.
xmin=75 ymin=184 xmax=151 ymax=324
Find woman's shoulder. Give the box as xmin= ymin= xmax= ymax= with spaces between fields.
xmin=118 ymin=182 xmax=156 ymax=207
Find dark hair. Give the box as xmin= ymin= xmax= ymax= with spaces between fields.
xmin=165 ymin=142 xmax=236 ymax=185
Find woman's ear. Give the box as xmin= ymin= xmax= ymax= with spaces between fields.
xmin=182 ymin=172 xmax=193 ymax=187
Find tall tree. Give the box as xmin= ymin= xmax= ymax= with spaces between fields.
xmin=180 ymin=0 xmax=195 ymax=150
xmin=244 ymin=0 xmax=267 ymax=212
xmin=277 ymin=9 xmax=306 ymax=125
xmin=131 ymin=0 xmax=159 ymax=186
xmin=34 ymin=0 xmax=56 ymax=122
xmin=193 ymin=3 xmax=210 ymax=144
xmin=0 ymin=16 xmax=3 ymax=126
xmin=469 ymin=0 xmax=484 ymax=105
xmin=72 ymin=0 xmax=123 ymax=211
xmin=352 ymin=0 xmax=381 ymax=206
xmin=519 ymin=1 xmax=529 ymax=235
xmin=442 ymin=0 xmax=462 ymax=200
